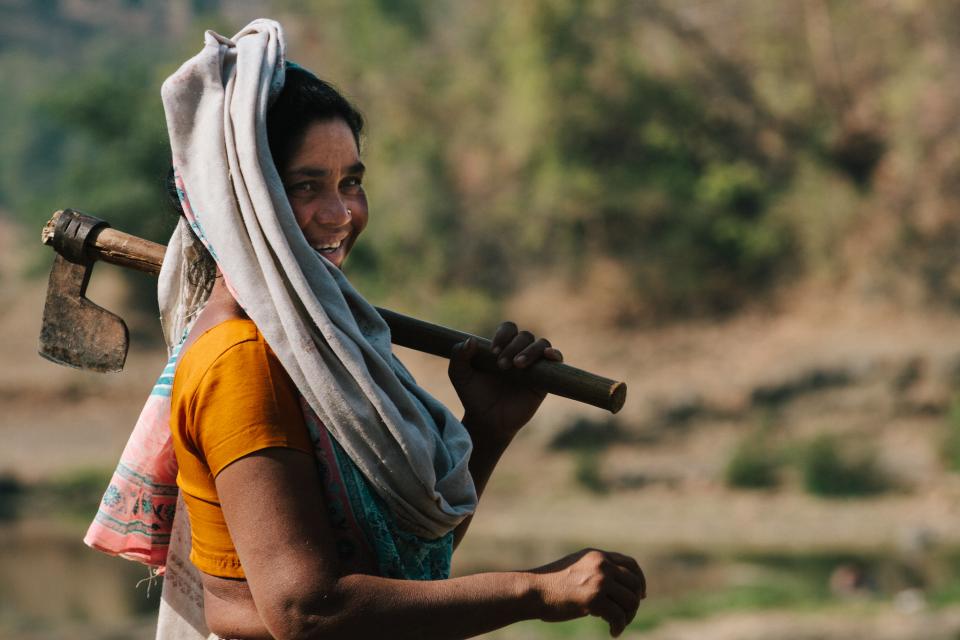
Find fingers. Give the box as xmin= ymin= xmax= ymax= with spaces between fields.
xmin=490 ymin=321 xmax=562 ymax=370
xmin=497 ymin=331 xmax=534 ymax=369
xmin=610 ymin=563 xmax=645 ymax=598
xmin=597 ymin=555 xmax=642 ymax=636
xmin=604 ymin=582 xmax=641 ymax=632
xmin=511 ymin=337 xmax=551 ymax=369
xmin=581 ymin=550 xmax=644 ymax=637
xmin=538 ymin=549 xmax=644 ymax=637
xmin=448 ymin=337 xmax=479 ymax=384
xmin=590 ymin=595 xmax=627 ymax=638
xmin=496 ymin=329 xmax=534 ymax=369
xmin=491 ymin=321 xmax=518 ymax=355
xmin=608 ymin=552 xmax=646 ymax=597
xmin=452 ymin=336 xmax=479 ymax=360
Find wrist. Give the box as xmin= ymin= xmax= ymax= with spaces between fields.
xmin=462 ymin=413 xmax=516 ymax=449
xmin=512 ymin=571 xmax=548 ymax=621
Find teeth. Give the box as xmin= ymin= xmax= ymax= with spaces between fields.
xmin=313 ymin=240 xmax=342 ymax=252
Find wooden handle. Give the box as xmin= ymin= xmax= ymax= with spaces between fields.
xmin=42 ymin=210 xmax=626 ymax=413
xmin=379 ymin=308 xmax=626 ymax=413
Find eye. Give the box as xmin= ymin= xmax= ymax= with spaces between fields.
xmin=341 ymin=176 xmax=364 ymax=195
xmin=286 ymin=180 xmax=318 ymax=199
xmin=287 ymin=181 xmax=315 ymax=192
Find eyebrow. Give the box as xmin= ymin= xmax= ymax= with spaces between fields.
xmin=285 ymin=161 xmax=366 ymax=179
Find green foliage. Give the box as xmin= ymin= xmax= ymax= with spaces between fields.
xmin=725 ymin=435 xmax=781 ymax=489
xmin=10 ymin=0 xmax=948 ymax=324
xmin=284 ymin=0 xmax=806 ymax=322
xmin=0 ymin=25 xmax=192 ymax=319
xmin=625 ymin=553 xmax=837 ymax=633
xmin=550 ymin=417 xmax=624 ymax=494
xmin=549 ymin=417 xmax=624 ymax=451
xmin=631 ymin=582 xmax=823 ymax=633
xmin=0 ymin=473 xmax=24 ymax=522
xmin=573 ymin=449 xmax=607 ymax=495
xmin=428 ymin=288 xmax=502 ymax=335
xmin=801 ymin=435 xmax=891 ymax=498
xmin=942 ymin=394 xmax=960 ymax=472
xmin=504 ymin=573 xmax=829 ymax=637
xmin=0 ymin=468 xmax=111 ymax=523
xmin=37 ymin=467 xmax=113 ymax=519
xmin=28 ymin=59 xmax=176 ymax=244
xmin=534 ymin=61 xmax=795 ymax=318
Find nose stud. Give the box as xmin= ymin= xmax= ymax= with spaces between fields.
xmin=346 ymin=208 xmax=352 ymax=216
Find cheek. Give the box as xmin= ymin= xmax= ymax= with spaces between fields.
xmin=353 ymin=210 xmax=369 ymax=236
xmin=351 ymin=196 xmax=370 ymax=236
xmin=289 ymin=201 xmax=312 ymax=231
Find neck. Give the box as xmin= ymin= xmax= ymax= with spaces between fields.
xmin=206 ymin=272 xmax=248 ymax=320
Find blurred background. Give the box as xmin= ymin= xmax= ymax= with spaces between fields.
xmin=3 ymin=0 xmax=960 ymax=638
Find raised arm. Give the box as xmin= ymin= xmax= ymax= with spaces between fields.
xmin=447 ymin=322 xmax=563 ymax=546
xmin=213 ymin=447 xmax=645 ymax=640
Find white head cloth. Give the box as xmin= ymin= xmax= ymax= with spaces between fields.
xmin=160 ymin=19 xmax=476 ymax=539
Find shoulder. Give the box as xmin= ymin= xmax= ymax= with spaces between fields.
xmin=171 ymin=319 xmax=311 ymax=471
xmin=172 ymin=318 xmax=286 ymax=406
xmin=178 ymin=319 xmax=266 ymax=377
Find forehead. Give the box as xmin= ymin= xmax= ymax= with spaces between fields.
xmin=286 ymin=119 xmax=359 ymax=169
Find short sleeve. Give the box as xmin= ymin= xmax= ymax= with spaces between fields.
xmin=187 ymin=339 xmax=314 ymax=477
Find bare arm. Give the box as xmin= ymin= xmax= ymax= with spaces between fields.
xmin=448 ymin=323 xmax=562 ymax=547
xmin=215 ymin=448 xmax=645 ymax=640
xmin=452 ymin=414 xmax=511 ymax=548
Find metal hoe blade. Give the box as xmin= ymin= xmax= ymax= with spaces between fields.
xmin=38 ymin=210 xmax=129 ymax=372
xmin=39 ymin=254 xmax=129 ymax=372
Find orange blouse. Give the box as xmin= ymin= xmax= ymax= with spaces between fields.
xmin=169 ymin=318 xmax=313 ymax=579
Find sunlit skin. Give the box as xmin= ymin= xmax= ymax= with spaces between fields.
xmin=176 ymin=117 xmax=645 ymax=639
xmin=282 ymin=119 xmax=369 ymax=269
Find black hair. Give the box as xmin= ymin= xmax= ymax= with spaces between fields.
xmin=266 ymin=64 xmax=364 ymax=172
xmin=165 ymin=63 xmax=365 ymax=288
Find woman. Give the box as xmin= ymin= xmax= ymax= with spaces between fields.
xmin=90 ymin=20 xmax=644 ymax=640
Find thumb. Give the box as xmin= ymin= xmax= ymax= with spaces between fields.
xmin=453 ymin=337 xmax=480 ymax=362
xmin=448 ymin=337 xmax=478 ymax=378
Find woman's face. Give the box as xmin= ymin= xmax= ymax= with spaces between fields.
xmin=282 ymin=118 xmax=368 ymax=269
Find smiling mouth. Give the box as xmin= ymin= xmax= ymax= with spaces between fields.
xmin=311 ymin=239 xmax=345 ymax=254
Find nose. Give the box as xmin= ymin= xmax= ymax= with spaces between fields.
xmin=310 ymin=196 xmax=352 ymax=228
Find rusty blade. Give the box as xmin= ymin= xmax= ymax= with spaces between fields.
xmin=38 ymin=254 xmax=128 ymax=372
